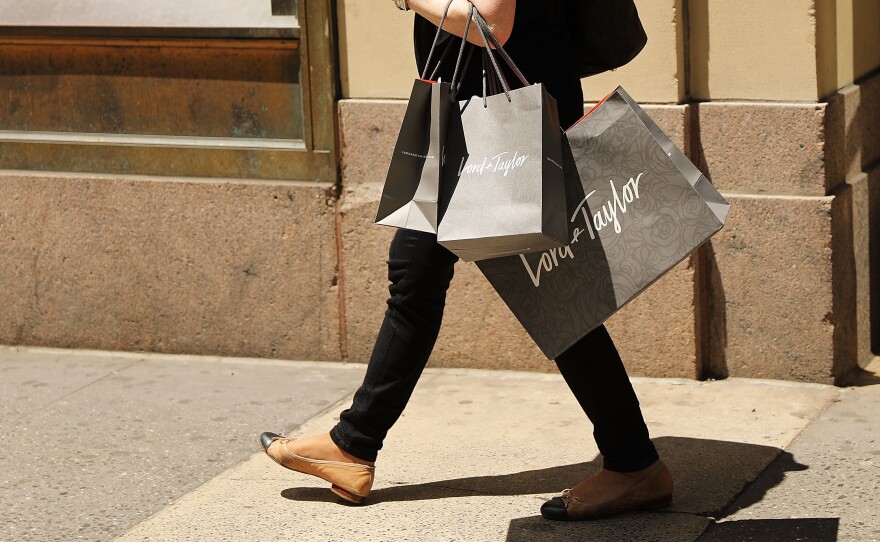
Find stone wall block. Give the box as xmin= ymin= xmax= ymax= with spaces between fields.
xmin=861 ymin=72 xmax=880 ymax=170
xmin=705 ymin=194 xmax=857 ymax=383
xmin=337 ymin=182 xmax=396 ymax=364
xmin=697 ymin=102 xmax=835 ymax=196
xmin=433 ymin=261 xmax=548 ymax=372
xmin=635 ymin=104 xmax=690 ymax=152
xmin=825 ymin=69 xmax=880 ymax=185
xmin=830 ymin=184 xmax=860 ymax=381
xmin=0 ymin=173 xmax=341 ymax=361
xmin=339 ymin=100 xmax=407 ymax=186
xmin=825 ymin=84 xmax=861 ymax=186
xmin=606 ymin=257 xmax=700 ymax=378
xmin=844 ymin=172 xmax=876 ymax=368
xmin=868 ymin=164 xmax=880 ymax=355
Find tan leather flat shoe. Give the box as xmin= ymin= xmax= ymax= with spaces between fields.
xmin=259 ymin=432 xmax=375 ymax=504
xmin=541 ymin=459 xmax=673 ymax=521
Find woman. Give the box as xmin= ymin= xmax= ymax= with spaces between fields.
xmin=260 ymin=0 xmax=672 ymax=521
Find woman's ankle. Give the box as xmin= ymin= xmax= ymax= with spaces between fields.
xmin=328 ymin=430 xmax=376 ymax=465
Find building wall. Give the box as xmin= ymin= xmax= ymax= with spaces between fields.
xmin=0 ymin=172 xmax=342 ymax=361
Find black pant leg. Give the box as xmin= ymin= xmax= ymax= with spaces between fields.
xmin=330 ymin=229 xmax=458 ymax=461
xmin=555 ymin=325 xmax=659 ymax=472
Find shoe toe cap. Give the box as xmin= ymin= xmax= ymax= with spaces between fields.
xmin=259 ymin=432 xmax=283 ymax=452
xmin=540 ymin=497 xmax=569 ymax=521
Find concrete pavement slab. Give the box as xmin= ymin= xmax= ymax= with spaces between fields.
xmin=636 ymin=378 xmax=838 ymax=517
xmin=704 ymin=382 xmax=880 ymax=542
xmin=0 ymin=347 xmax=135 ymax=419
xmin=0 ymin=347 xmax=366 ymax=542
xmin=114 ymin=371 xmax=838 ymax=542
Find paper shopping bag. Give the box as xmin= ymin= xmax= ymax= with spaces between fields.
xmin=375 ymin=78 xmax=451 ymax=233
xmin=436 ymin=8 xmax=567 ymax=262
xmin=477 ymin=86 xmax=729 ymax=359
xmin=375 ymin=0 xmax=463 ymax=233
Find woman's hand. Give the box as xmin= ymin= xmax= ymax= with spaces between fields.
xmin=405 ymin=0 xmax=516 ymax=46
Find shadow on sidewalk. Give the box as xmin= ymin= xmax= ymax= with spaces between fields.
xmin=695 ymin=518 xmax=840 ymax=542
xmin=505 ymin=516 xmax=840 ymax=542
xmin=283 ymin=437 xmax=791 ymax=510
xmin=281 ymin=436 xmax=839 ymax=541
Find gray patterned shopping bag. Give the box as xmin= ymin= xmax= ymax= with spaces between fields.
xmin=477 ymin=86 xmax=729 ymax=359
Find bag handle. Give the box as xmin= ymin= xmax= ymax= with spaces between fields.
xmin=473 ymin=11 xmax=510 ymax=101
xmin=423 ymin=1 xmax=528 ymax=103
xmin=470 ymin=5 xmax=530 ymax=103
xmin=481 ymin=50 xmax=504 ymax=107
xmin=420 ymin=0 xmax=477 ymax=100
xmin=449 ymin=5 xmax=477 ymax=98
xmin=421 ymin=0 xmax=458 ymax=80
xmin=471 ymin=7 xmax=529 ymax=88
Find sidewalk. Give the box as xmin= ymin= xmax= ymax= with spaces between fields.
xmin=2 ymin=346 xmax=878 ymax=541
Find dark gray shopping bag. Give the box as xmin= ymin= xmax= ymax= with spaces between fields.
xmin=436 ymin=8 xmax=567 ymax=262
xmin=477 ymin=86 xmax=730 ymax=359
xmin=375 ymin=0 xmax=462 ymax=233
xmin=375 ymin=79 xmax=450 ymax=233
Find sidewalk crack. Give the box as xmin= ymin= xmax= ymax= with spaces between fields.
xmin=29 ymin=357 xmax=145 ymax=415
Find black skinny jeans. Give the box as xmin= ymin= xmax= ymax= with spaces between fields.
xmin=330 ymin=228 xmax=659 ymax=472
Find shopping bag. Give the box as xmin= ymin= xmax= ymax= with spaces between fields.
xmin=375 ymin=79 xmax=450 ymax=233
xmin=477 ymin=86 xmax=730 ymax=359
xmin=437 ymin=8 xmax=567 ymax=261
xmin=566 ymin=0 xmax=648 ymax=77
xmin=375 ymin=0 xmax=461 ymax=233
